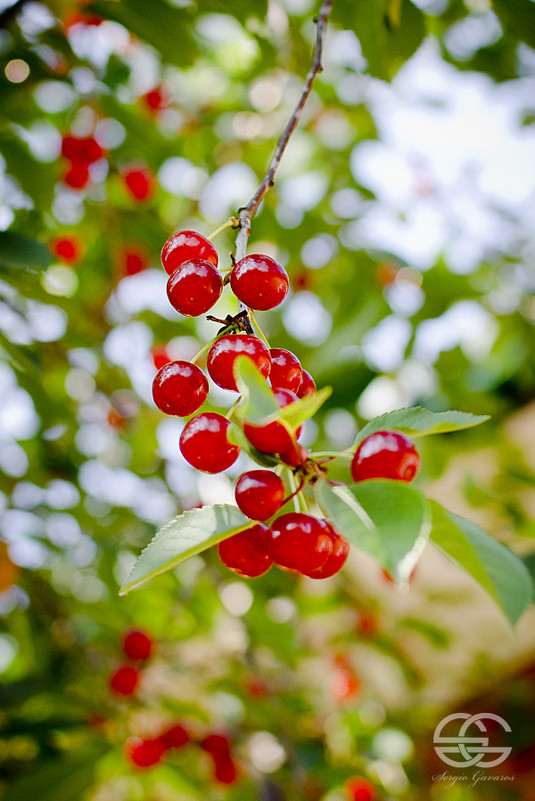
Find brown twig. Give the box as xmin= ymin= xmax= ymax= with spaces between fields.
xmin=235 ymin=0 xmax=335 ymax=262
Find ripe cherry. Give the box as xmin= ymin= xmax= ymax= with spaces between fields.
xmin=351 ymin=430 xmax=420 ymax=483
xmin=344 ymin=776 xmax=376 ymax=801
xmin=269 ymin=348 xmax=302 ymax=392
xmin=142 ymin=85 xmax=169 ymax=113
xmin=167 ymin=259 xmax=223 ymax=317
xmin=123 ymin=166 xmax=155 ymax=201
xmin=244 ymin=388 xmax=301 ymax=454
xmin=218 ymin=523 xmax=273 ymax=578
xmin=158 ymin=723 xmax=189 ymax=750
xmin=151 ymin=345 xmax=171 ymax=370
xmin=297 ymin=369 xmax=316 ymax=398
xmin=121 ymin=246 xmax=148 ymax=276
xmin=126 ymin=737 xmax=166 ymax=768
xmin=270 ymin=513 xmax=333 ymax=575
xmin=207 ymin=334 xmax=271 ymax=392
xmin=234 ymin=470 xmax=285 ymax=521
xmin=180 ymin=413 xmax=240 ymax=473
xmin=305 ymin=521 xmax=349 ymax=579
xmin=230 ymin=254 xmax=289 ymax=310
xmin=214 ymin=757 xmax=238 ymax=784
xmin=109 ymin=664 xmax=140 ymax=696
xmin=161 ymin=230 xmax=218 ymax=275
xmin=61 ymin=135 xmax=102 ymax=163
xmin=63 ymin=161 xmax=90 ymax=189
xmin=152 ymin=361 xmax=209 ymax=417
xmin=279 ymin=443 xmax=308 ymax=467
xmin=200 ymin=734 xmax=238 ymax=784
xmin=122 ymin=629 xmax=153 ymax=661
xmin=201 ymin=734 xmax=232 ymax=756
xmin=50 ymin=235 xmax=82 ymax=265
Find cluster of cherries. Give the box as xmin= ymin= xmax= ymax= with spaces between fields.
xmin=108 ymin=627 xmax=154 ymax=698
xmin=152 ymin=229 xmax=421 ymax=581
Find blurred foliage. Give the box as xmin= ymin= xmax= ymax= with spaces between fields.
xmin=0 ymin=0 xmax=534 ymax=799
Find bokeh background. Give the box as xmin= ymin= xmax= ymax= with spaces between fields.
xmin=0 ymin=0 xmax=535 ymax=798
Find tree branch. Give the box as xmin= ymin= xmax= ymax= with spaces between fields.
xmin=235 ymin=0 xmax=335 ymax=261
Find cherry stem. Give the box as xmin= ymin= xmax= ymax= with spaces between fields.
xmin=207 ymin=217 xmax=239 ymax=241
xmin=190 ymin=341 xmax=212 ymax=366
xmin=286 ymin=471 xmax=301 ymax=513
xmin=248 ymin=310 xmax=270 ymax=348
xmin=225 ymin=397 xmax=242 ymax=421
xmin=281 ymin=475 xmax=306 ymax=507
xmin=234 ymin=0 xmax=334 ymax=257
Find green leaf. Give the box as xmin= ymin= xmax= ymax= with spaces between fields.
xmin=120 ymin=504 xmax=251 ymax=594
xmin=233 ymin=355 xmax=280 ymax=424
xmin=493 ymin=0 xmax=535 ymax=50
xmin=0 ymin=231 xmax=52 ymax=270
xmin=430 ymin=501 xmax=533 ymax=625
xmin=353 ymin=407 xmax=489 ymax=448
xmin=315 ymin=479 xmax=430 ymax=582
xmin=266 ymin=385 xmax=332 ymax=429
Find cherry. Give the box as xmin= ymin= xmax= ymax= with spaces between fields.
xmin=126 ymin=737 xmax=166 ymax=768
xmin=234 ymin=470 xmax=285 ymax=521
xmin=161 ymin=230 xmax=218 ymax=275
xmin=121 ymin=246 xmax=148 ymax=276
xmin=61 ymin=135 xmax=102 ymax=164
xmin=158 ymin=723 xmax=189 ymax=750
xmin=230 ymin=254 xmax=289 ymax=311
xmin=109 ymin=664 xmax=140 ymax=696
xmin=270 ymin=513 xmax=333 ymax=575
xmin=218 ymin=523 xmax=273 ymax=578
xmin=151 ymin=345 xmax=171 ymax=370
xmin=269 ymin=348 xmax=302 ymax=392
xmin=297 ymin=369 xmax=316 ymax=398
xmin=63 ymin=161 xmax=90 ymax=189
xmin=50 ymin=235 xmax=82 ymax=265
xmin=207 ymin=334 xmax=271 ymax=392
xmin=330 ymin=667 xmax=361 ymax=703
xmin=200 ymin=735 xmax=238 ymax=784
xmin=200 ymin=734 xmax=232 ymax=756
xmin=244 ymin=388 xmax=301 ymax=454
xmin=142 ymin=85 xmax=169 ymax=113
xmin=214 ymin=757 xmax=238 ymax=784
xmin=351 ymin=430 xmax=420 ymax=483
xmin=123 ymin=166 xmax=155 ymax=201
xmin=153 ymin=360 xmax=209 ymax=416
xmin=167 ymin=259 xmax=223 ymax=317
xmin=305 ymin=521 xmax=349 ymax=579
xmin=279 ymin=443 xmax=308 ymax=467
xmin=344 ymin=776 xmax=376 ymax=801
xmin=180 ymin=413 xmax=240 ymax=473
xmin=122 ymin=629 xmax=153 ymax=661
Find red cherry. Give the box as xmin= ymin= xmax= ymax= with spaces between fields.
xmin=331 ymin=669 xmax=361 ymax=703
xmin=207 ymin=334 xmax=271 ymax=392
xmin=244 ymin=388 xmax=301 ymax=454
xmin=121 ymin=246 xmax=148 ymax=276
xmin=161 ymin=230 xmax=218 ymax=275
xmin=152 ymin=360 xmax=209 ymax=417
xmin=214 ymin=757 xmax=238 ymax=784
xmin=269 ymin=348 xmax=302 ymax=392
xmin=158 ymin=723 xmax=189 ymax=750
xmin=356 ymin=610 xmax=379 ymax=637
xmin=344 ymin=776 xmax=376 ymax=801
xmin=122 ymin=629 xmax=153 ymax=661
xmin=180 ymin=413 xmax=240 ymax=473
xmin=305 ymin=521 xmax=349 ymax=579
xmin=234 ymin=470 xmax=285 ymax=521
xmin=201 ymin=734 xmax=231 ymax=756
xmin=297 ymin=369 xmax=316 ymax=398
xmin=61 ymin=135 xmax=102 ymax=163
xmin=151 ymin=345 xmax=171 ymax=371
xmin=63 ymin=161 xmax=90 ymax=189
xmin=109 ymin=664 xmax=140 ymax=696
xmin=351 ymin=430 xmax=420 ymax=483
xmin=142 ymin=86 xmax=169 ymax=113
xmin=279 ymin=443 xmax=308 ymax=467
xmin=218 ymin=523 xmax=273 ymax=578
xmin=123 ymin=166 xmax=155 ymax=201
xmin=230 ymin=254 xmax=289 ymax=311
xmin=126 ymin=737 xmax=166 ymax=768
xmin=50 ymin=235 xmax=83 ymax=265
xmin=270 ymin=513 xmax=333 ymax=575
xmin=167 ymin=259 xmax=223 ymax=317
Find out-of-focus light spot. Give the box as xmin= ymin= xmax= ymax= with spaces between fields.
xmin=0 ymin=634 xmax=18 ymax=673
xmin=282 ymin=291 xmax=332 ymax=346
xmin=11 ymin=482 xmax=45 ymax=509
xmin=42 ymin=265 xmax=78 ymax=297
xmin=249 ymin=75 xmax=282 ymax=112
xmin=197 ymin=472 xmax=234 ymax=506
xmin=42 ymin=423 xmax=67 ymax=441
xmin=325 ymin=409 xmax=357 ymax=449
xmin=362 ymin=315 xmax=412 ymax=372
xmin=8 ymin=538 xmax=47 ymax=569
xmin=315 ymin=110 xmax=355 ymax=149
xmin=397 ymin=359 xmax=437 ymax=401
xmin=114 ymin=550 xmax=136 ymax=585
xmin=359 ymin=700 xmax=386 ymax=727
xmin=301 ymin=233 xmax=338 ymax=269
xmin=45 ymin=513 xmax=81 ymax=547
xmin=65 ymin=368 xmax=96 ymax=402
xmin=369 ymin=759 xmax=409 ymax=793
xmin=0 ymin=387 xmax=39 ymax=440
xmin=219 ymin=581 xmax=253 ymax=616
xmin=199 ymin=162 xmax=257 ymax=221
xmin=279 ymin=171 xmax=328 ymax=212
xmin=373 ymin=728 xmax=414 ymax=762
xmin=413 ymin=300 xmax=498 ymax=363
xmin=27 ymin=302 xmax=67 ymax=342
xmin=232 ymin=111 xmax=263 ymax=139
xmin=357 ymin=377 xmax=405 ymax=420
xmin=330 ymin=188 xmax=365 ymax=219
xmin=95 ymin=117 xmax=125 ymax=148
xmin=444 ymin=11 xmax=502 ymax=62
xmin=248 ymin=732 xmax=286 ymax=773
xmin=34 ymin=81 xmax=76 ymax=113
xmin=267 ymin=596 xmax=296 ymax=623
xmin=158 ymin=157 xmax=207 ymax=199
xmin=386 ymin=281 xmax=425 ymax=316
xmin=275 ymin=202 xmax=303 ymax=229
xmin=103 ymin=321 xmax=153 ymax=368
xmin=75 ymin=575 xmax=106 ymax=603
xmin=19 ymin=2 xmax=55 ymax=34
xmin=68 ymin=348 xmax=99 ymax=375
xmin=15 ymin=121 xmax=60 ymax=162
xmin=300 ymin=418 xmax=318 ymax=447
xmin=5 ymin=59 xmax=29 ymax=83
xmin=46 ymin=480 xmax=80 ymax=510
xmin=0 ymin=441 xmax=29 ymax=477
xmin=52 ymin=188 xmax=85 ymax=226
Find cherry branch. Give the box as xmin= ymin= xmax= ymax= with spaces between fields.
xmin=235 ymin=0 xmax=335 ymax=262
